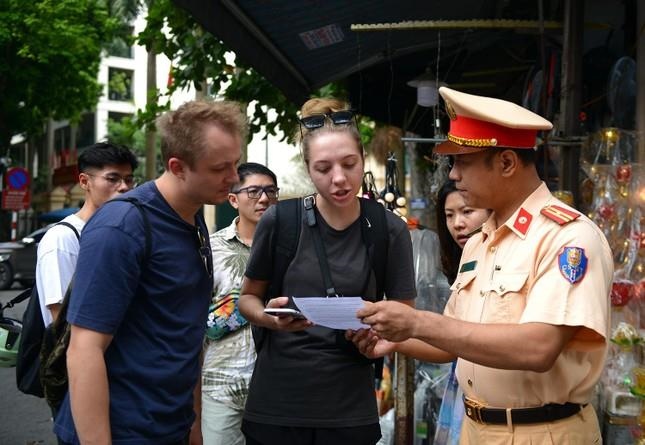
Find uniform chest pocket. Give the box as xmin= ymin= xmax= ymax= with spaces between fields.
xmin=450 ymin=271 xmax=477 ymax=293
xmin=481 ymin=271 xmax=529 ymax=323
xmin=485 ymin=272 xmax=529 ymax=297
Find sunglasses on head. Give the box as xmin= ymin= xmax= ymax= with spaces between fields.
xmin=299 ymin=110 xmax=357 ymax=132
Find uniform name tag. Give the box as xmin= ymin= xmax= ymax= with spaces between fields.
xmin=460 ymin=260 xmax=477 ymax=272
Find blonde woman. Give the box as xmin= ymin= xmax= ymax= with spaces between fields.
xmin=239 ymin=98 xmax=416 ymax=445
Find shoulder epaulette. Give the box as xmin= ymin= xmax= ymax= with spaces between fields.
xmin=540 ymin=204 xmax=580 ymax=225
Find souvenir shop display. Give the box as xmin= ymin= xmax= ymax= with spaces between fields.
xmin=583 ymin=127 xmax=644 ymax=443
xmin=377 ymin=152 xmax=408 ymax=219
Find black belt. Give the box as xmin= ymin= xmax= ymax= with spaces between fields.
xmin=463 ymin=397 xmax=585 ymax=424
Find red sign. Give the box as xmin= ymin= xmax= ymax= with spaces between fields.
xmin=2 ymin=167 xmax=31 ymax=210
xmin=2 ymin=189 xmax=31 ymax=210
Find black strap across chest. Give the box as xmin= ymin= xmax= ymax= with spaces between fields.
xmin=268 ymin=196 xmax=388 ymax=302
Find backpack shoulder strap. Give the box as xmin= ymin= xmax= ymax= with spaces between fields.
xmin=253 ymin=197 xmax=302 ymax=352
xmin=359 ymin=198 xmax=389 ymax=299
xmin=267 ymin=197 xmax=302 ymax=302
xmin=54 ymin=221 xmax=80 ymax=240
xmin=41 ymin=221 xmax=81 ymax=330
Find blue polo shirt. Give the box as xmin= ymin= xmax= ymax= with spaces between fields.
xmin=54 ymin=181 xmax=213 ymax=444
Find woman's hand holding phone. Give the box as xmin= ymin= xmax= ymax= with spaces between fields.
xmin=264 ymin=297 xmax=313 ymax=331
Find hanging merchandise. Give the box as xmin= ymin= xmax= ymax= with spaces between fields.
xmin=583 ymin=128 xmax=642 ymax=318
xmin=362 ymin=171 xmax=379 ymax=201
xmin=607 ymin=322 xmax=641 ymax=406
xmin=378 ymin=152 xmax=407 ymax=220
xmin=585 ymin=127 xmax=644 ymax=444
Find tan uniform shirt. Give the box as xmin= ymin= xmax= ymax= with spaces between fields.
xmin=444 ymin=182 xmax=613 ymax=408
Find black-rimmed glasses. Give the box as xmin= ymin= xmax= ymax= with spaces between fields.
xmin=196 ymin=227 xmax=213 ymax=278
xmin=231 ymin=185 xmax=279 ymax=200
xmin=298 ymin=110 xmax=357 ymax=137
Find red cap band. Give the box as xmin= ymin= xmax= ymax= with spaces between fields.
xmin=450 ymin=116 xmax=538 ymax=149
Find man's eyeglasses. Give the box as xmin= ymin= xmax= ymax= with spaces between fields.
xmin=231 ymin=185 xmax=279 ymax=200
xmin=298 ymin=110 xmax=357 ymax=136
xmin=87 ymin=173 xmax=137 ymax=188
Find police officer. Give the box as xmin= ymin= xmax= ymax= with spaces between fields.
xmin=354 ymin=87 xmax=613 ymax=443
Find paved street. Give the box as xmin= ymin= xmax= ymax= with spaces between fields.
xmin=0 ymin=288 xmax=58 ymax=445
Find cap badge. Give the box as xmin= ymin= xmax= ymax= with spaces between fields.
xmin=558 ymin=246 xmax=588 ymax=284
xmin=445 ymin=101 xmax=457 ymax=120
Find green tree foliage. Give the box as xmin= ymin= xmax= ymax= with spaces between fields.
xmin=0 ymin=0 xmax=118 ymax=150
xmin=133 ymin=0 xmax=357 ymax=145
xmin=112 ymin=1 xmax=375 ymax=150
xmin=107 ymin=116 xmax=163 ymax=177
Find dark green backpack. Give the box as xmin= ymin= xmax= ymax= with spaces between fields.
xmin=39 ymin=197 xmax=151 ymax=410
xmin=15 ymin=222 xmax=79 ymax=399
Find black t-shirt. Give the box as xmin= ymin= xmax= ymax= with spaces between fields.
xmin=244 ymin=202 xmax=416 ymax=428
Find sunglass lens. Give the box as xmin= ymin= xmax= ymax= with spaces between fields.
xmin=300 ymin=115 xmax=326 ymax=129
xmin=330 ymin=110 xmax=354 ymax=124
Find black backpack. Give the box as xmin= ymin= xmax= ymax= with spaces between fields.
xmin=253 ymin=196 xmax=389 ymax=377
xmin=266 ymin=197 xmax=388 ymax=304
xmin=39 ymin=197 xmax=152 ymax=410
xmin=15 ymin=221 xmax=80 ymax=398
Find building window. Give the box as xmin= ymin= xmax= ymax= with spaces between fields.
xmin=106 ymin=27 xmax=134 ymax=58
xmin=108 ymin=68 xmax=134 ymax=102
xmin=108 ymin=112 xmax=132 ymax=123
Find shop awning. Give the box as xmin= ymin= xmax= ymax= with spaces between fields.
xmin=172 ymin=0 xmax=569 ymax=136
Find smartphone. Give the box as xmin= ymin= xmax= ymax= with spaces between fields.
xmin=263 ymin=308 xmax=307 ymax=319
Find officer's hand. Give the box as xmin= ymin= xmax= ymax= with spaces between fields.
xmin=357 ymin=301 xmax=417 ymax=342
xmin=265 ymin=297 xmax=313 ymax=331
xmin=346 ymin=328 xmax=395 ymax=359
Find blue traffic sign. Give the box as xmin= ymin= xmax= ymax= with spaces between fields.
xmin=5 ymin=167 xmax=30 ymax=191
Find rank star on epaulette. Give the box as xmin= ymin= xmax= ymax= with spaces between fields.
xmin=512 ymin=208 xmax=532 ymax=235
xmin=541 ymin=205 xmax=580 ymax=225
xmin=558 ymin=246 xmax=588 ymax=284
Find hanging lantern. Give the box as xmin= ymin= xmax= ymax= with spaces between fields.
xmin=407 ymin=69 xmax=442 ymax=107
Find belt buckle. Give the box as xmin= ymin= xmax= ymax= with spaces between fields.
xmin=464 ymin=397 xmax=486 ymax=423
